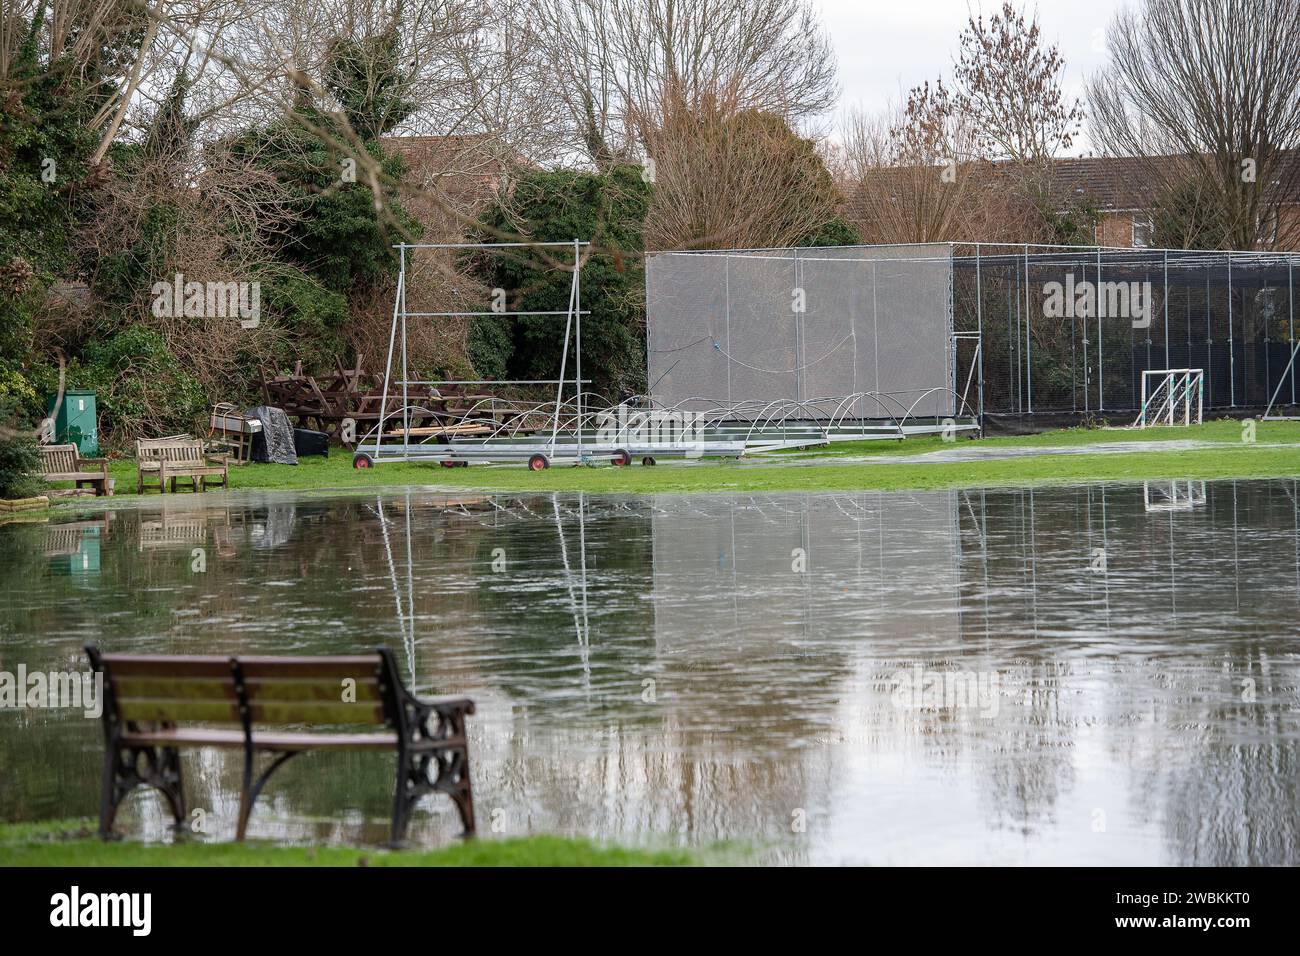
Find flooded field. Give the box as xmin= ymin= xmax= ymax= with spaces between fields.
xmin=1 ymin=479 xmax=1298 ymax=864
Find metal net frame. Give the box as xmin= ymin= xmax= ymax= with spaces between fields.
xmin=646 ymin=244 xmax=961 ymax=422
xmin=954 ymin=243 xmax=1300 ymax=417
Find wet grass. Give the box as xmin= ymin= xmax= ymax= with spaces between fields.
xmin=52 ymin=418 xmax=1300 ymax=499
xmin=0 ymin=820 xmax=696 ymax=867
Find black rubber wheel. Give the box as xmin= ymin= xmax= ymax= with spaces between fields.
xmin=528 ymin=454 xmax=550 ymax=471
xmin=613 ymin=448 xmax=632 ymax=466
xmin=352 ymin=453 xmax=374 ymax=469
xmin=641 ymin=456 xmax=657 ymax=467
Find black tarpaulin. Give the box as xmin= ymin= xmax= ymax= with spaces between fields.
xmin=245 ymin=405 xmax=298 ymax=464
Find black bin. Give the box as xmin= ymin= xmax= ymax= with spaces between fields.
xmin=293 ymin=428 xmax=330 ymax=457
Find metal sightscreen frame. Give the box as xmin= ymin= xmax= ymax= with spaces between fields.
xmin=371 ymin=240 xmax=591 ymax=463
xmin=646 ymin=243 xmax=965 ymax=424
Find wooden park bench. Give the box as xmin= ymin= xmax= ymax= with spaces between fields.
xmin=39 ymin=443 xmax=110 ymax=496
xmin=85 ymin=646 xmax=475 ymax=844
xmin=136 ymin=436 xmax=230 ymax=494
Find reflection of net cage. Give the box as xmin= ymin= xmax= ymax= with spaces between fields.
xmin=954 ymin=244 xmax=1300 ymax=416
xmin=646 ymin=245 xmax=961 ymax=421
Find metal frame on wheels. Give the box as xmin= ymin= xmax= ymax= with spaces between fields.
xmin=355 ymin=240 xmax=618 ymax=469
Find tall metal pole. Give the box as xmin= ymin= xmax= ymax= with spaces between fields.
xmin=975 ymin=244 xmax=984 ymax=424
xmin=375 ymin=265 xmax=404 ymax=458
xmin=1024 ymin=244 xmax=1033 ymax=414
xmin=1082 ymin=258 xmax=1090 ymax=413
xmin=574 ymin=238 xmax=582 ymax=460
xmin=1163 ymin=250 xmax=1170 ymax=369
xmin=1227 ymin=252 xmax=1235 ymax=407
xmin=550 ymin=255 xmax=579 ymax=455
xmin=1097 ymin=248 xmax=1104 ymax=411
xmin=400 ymin=245 xmax=409 ymax=457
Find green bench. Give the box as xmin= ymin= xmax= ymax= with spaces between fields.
xmin=85 ymin=646 xmax=475 ymax=844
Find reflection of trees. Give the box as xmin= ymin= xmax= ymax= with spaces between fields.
xmin=1114 ymin=649 xmax=1300 ymax=866
xmin=4 ymin=482 xmax=1300 ymax=861
xmin=956 ymin=481 xmax=1300 ymax=863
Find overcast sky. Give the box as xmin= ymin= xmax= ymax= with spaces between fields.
xmin=814 ymin=0 xmax=1138 ymax=154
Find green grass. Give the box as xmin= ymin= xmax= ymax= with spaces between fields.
xmin=51 ymin=418 xmax=1300 ymax=499
xmin=0 ymin=820 xmax=695 ymax=867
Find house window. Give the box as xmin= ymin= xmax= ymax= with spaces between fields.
xmin=1132 ymin=216 xmax=1154 ymax=248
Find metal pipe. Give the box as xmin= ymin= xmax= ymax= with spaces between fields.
xmin=1024 ymin=244 xmax=1032 ymax=414
xmin=574 ymin=238 xmax=583 ymax=460
xmin=1228 ymin=251 xmax=1235 ymax=407
xmin=374 ymin=269 xmax=404 ymax=457
xmin=402 ymin=310 xmax=590 ymax=318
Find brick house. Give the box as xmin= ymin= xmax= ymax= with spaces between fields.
xmin=1043 ymin=152 xmax=1300 ymax=250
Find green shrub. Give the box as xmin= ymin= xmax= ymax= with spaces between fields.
xmin=0 ymin=398 xmax=41 ymax=500
xmin=74 ymin=325 xmax=207 ymax=444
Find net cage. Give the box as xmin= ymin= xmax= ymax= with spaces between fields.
xmin=646 ymin=242 xmax=1300 ymax=425
xmin=645 ymin=244 xmax=958 ymax=422
xmin=954 ymin=244 xmax=1300 ymax=417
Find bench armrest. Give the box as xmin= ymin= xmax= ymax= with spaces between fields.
xmin=418 ymin=694 xmax=475 ymax=715
xmin=79 ymin=458 xmax=108 ymax=468
xmin=205 ymin=454 xmax=230 ymax=466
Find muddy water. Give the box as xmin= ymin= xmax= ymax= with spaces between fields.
xmin=1 ymin=480 xmax=1297 ymax=864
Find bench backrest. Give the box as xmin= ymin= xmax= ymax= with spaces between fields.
xmin=40 ymin=443 xmax=80 ymax=475
xmin=136 ymin=438 xmax=207 ymax=466
xmin=87 ymin=650 xmax=401 ymax=729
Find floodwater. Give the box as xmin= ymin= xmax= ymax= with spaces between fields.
xmin=1 ymin=480 xmax=1298 ymax=865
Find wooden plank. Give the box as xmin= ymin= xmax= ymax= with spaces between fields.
xmin=245 ymin=677 xmax=382 ymax=702
xmin=101 ymin=655 xmax=233 ymax=678
xmin=238 ymin=656 xmax=383 ymax=679
xmin=112 ymin=677 xmax=235 ymax=701
xmin=250 ymin=701 xmax=385 ymax=724
xmin=123 ymin=728 xmax=401 ymax=750
xmin=122 ymin=728 xmax=247 ymax=748
xmin=118 ymin=698 xmax=241 ymax=723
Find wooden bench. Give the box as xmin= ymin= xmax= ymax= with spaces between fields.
xmin=85 ymin=646 xmax=475 ymax=844
xmin=39 ymin=443 xmax=110 ymax=496
xmin=136 ymin=437 xmax=229 ymax=494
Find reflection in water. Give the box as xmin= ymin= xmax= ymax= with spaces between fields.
xmin=1 ymin=481 xmax=1298 ymax=864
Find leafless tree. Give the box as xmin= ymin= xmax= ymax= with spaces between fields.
xmin=533 ymin=0 xmax=838 ymax=168
xmin=834 ymin=94 xmax=1044 ymax=246
xmin=643 ymin=89 xmax=841 ymax=250
xmin=1088 ymin=0 xmax=1300 ymax=250
xmin=951 ymin=2 xmax=1084 ymax=165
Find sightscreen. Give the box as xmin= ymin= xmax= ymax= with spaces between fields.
xmin=646 ymin=245 xmax=956 ymax=419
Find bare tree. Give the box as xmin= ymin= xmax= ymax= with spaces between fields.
xmin=837 ymin=96 xmax=980 ymax=244
xmin=951 ymin=2 xmax=1084 ymax=165
xmin=644 ymin=90 xmax=841 ymax=250
xmin=1089 ymin=0 xmax=1300 ymax=250
xmin=534 ymin=0 xmax=838 ymax=168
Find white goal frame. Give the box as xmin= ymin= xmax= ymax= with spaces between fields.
xmin=1134 ymin=369 xmax=1204 ymax=428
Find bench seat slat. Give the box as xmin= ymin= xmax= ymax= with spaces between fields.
xmin=118 ymin=699 xmax=240 ymax=722
xmin=120 ymin=728 xmax=405 ymax=751
xmin=117 ymin=698 xmax=386 ymax=725
xmin=251 ymin=701 xmax=386 ymax=724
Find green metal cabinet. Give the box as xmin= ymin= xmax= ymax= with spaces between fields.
xmin=46 ymin=389 xmax=99 ymax=456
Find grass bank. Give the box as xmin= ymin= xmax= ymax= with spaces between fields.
xmin=0 ymin=820 xmax=694 ymax=867
xmin=62 ymin=419 xmax=1300 ymax=499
